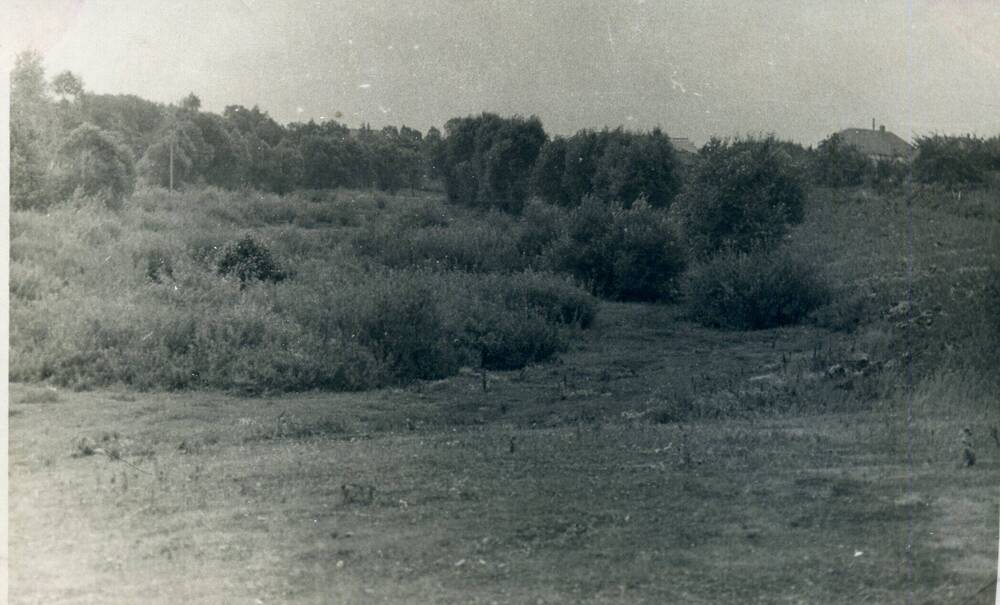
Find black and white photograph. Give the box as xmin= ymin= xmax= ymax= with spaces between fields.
xmin=4 ymin=1 xmax=999 ymax=602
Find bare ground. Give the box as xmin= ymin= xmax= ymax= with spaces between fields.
xmin=9 ymin=302 xmax=998 ymax=604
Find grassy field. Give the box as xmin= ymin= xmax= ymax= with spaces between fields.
xmin=9 ymin=185 xmax=1000 ymax=603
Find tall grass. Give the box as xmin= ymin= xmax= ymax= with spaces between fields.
xmin=10 ymin=187 xmax=597 ymax=392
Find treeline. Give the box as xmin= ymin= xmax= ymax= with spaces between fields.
xmin=13 ymin=47 xmax=999 ymax=216
xmin=10 ymin=51 xmax=440 ymax=210
xmin=812 ymin=131 xmax=1000 ymax=189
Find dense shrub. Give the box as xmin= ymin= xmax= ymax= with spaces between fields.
xmin=54 ymin=123 xmax=136 ymax=206
xmin=684 ymin=248 xmax=831 ymax=330
xmin=673 ymin=136 xmax=806 ymax=257
xmin=517 ymin=198 xmax=568 ymax=258
xmin=9 ymin=187 xmax=599 ymax=392
xmin=812 ymin=133 xmax=869 ymax=187
xmin=460 ymin=301 xmax=564 ymax=370
xmin=549 ymin=196 xmax=686 ymax=301
xmin=439 ymin=113 xmax=547 ymax=213
xmin=10 ymin=119 xmax=51 ymax=210
xmin=478 ymin=271 xmax=598 ymax=328
xmin=353 ymin=212 xmax=526 ymax=273
xmin=217 ymin=235 xmax=287 ymax=286
xmin=913 ymin=134 xmax=989 ymax=186
xmin=532 ymin=128 xmax=683 ymax=209
xmin=335 ymin=274 xmax=462 ymax=382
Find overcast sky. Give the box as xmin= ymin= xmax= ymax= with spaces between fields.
xmin=8 ymin=0 xmax=1000 ymax=144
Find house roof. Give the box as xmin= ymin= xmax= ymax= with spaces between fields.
xmin=669 ymin=137 xmax=699 ymax=155
xmin=836 ymin=128 xmax=913 ymax=158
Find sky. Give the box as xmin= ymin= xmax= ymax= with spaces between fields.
xmin=6 ymin=0 xmax=1000 ymax=145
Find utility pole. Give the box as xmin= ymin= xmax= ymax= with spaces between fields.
xmin=169 ymin=136 xmax=175 ymax=191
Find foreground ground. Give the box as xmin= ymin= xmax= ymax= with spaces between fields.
xmin=9 ymin=301 xmax=998 ymax=604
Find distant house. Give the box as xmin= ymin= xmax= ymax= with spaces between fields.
xmin=669 ymin=137 xmax=699 ymax=155
xmin=835 ymin=125 xmax=914 ymax=162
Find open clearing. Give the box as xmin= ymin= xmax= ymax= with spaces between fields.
xmin=9 ymin=300 xmax=998 ymax=604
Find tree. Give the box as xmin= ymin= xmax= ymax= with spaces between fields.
xmin=54 ymin=123 xmax=136 ymax=205
xmin=591 ymin=128 xmax=681 ymax=208
xmin=10 ymin=51 xmax=55 ymax=209
xmin=11 ymin=50 xmax=47 ymax=106
xmin=137 ymin=116 xmax=210 ymax=188
xmin=440 ymin=113 xmax=547 ymax=213
xmin=223 ymin=104 xmax=285 ymax=146
xmin=80 ymin=93 xmax=166 ymax=157
xmin=193 ymin=112 xmax=250 ymax=188
xmin=422 ymin=126 xmax=445 ymax=181
xmin=672 ymin=136 xmax=806 ymax=257
xmin=263 ymin=141 xmax=304 ymax=193
xmin=913 ymin=135 xmax=987 ymax=186
xmin=812 ymin=133 xmax=868 ymax=187
xmin=52 ymin=71 xmax=85 ymax=102
xmin=531 ymin=137 xmax=569 ymax=205
xmin=10 ymin=119 xmax=49 ymax=210
xmin=180 ymin=92 xmax=202 ymax=113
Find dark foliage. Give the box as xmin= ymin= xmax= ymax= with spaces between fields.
xmin=55 ymin=123 xmax=136 ymax=206
xmin=812 ymin=133 xmax=869 ymax=187
xmin=532 ymin=128 xmax=683 ymax=209
xmin=439 ymin=113 xmax=547 ymax=213
xmin=550 ymin=196 xmax=687 ymax=301
xmin=685 ymin=247 xmax=831 ymax=330
xmin=673 ymin=136 xmax=807 ymax=257
xmin=217 ymin=235 xmax=287 ymax=286
xmin=913 ymin=134 xmax=992 ymax=186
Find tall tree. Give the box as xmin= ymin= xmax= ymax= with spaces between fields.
xmin=54 ymin=123 xmax=135 ymax=205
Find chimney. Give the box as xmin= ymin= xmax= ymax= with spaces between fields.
xmin=872 ymin=118 xmax=876 ymax=131
xmin=880 ymin=125 xmax=885 ymax=133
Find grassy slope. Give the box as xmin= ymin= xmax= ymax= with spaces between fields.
xmin=9 ymin=187 xmax=1000 ymax=603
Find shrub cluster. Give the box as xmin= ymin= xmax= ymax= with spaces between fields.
xmin=530 ymin=128 xmax=683 ymax=209
xmin=684 ymin=248 xmax=831 ymax=330
xmin=549 ymin=196 xmax=686 ymax=301
xmin=913 ymin=134 xmax=1000 ymax=187
xmin=8 ymin=194 xmax=599 ymax=392
xmin=811 ymin=132 xmax=869 ymax=188
xmin=352 ymin=210 xmax=526 ymax=273
xmin=217 ymin=235 xmax=287 ymax=286
xmin=673 ymin=136 xmax=807 ymax=257
xmin=437 ymin=113 xmax=547 ymax=213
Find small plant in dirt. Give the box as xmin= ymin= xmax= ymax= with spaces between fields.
xmin=685 ymin=247 xmax=831 ymax=330
xmin=217 ymin=234 xmax=287 ymax=286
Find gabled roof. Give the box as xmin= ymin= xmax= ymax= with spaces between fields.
xmin=836 ymin=128 xmax=913 ymax=158
xmin=669 ymin=137 xmax=699 ymax=155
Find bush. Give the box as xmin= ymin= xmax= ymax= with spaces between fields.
xmin=673 ymin=136 xmax=807 ymax=257
xmin=335 ymin=274 xmax=463 ymax=382
xmin=913 ymin=134 xmax=988 ymax=186
xmin=812 ymin=133 xmax=869 ymax=187
xmin=54 ymin=123 xmax=136 ymax=206
xmin=478 ymin=271 xmax=598 ymax=328
xmin=353 ymin=212 xmax=526 ymax=273
xmin=517 ymin=198 xmax=567 ymax=258
xmin=549 ymin=197 xmax=686 ymax=301
xmin=532 ymin=128 xmax=683 ymax=209
xmin=439 ymin=113 xmax=547 ymax=213
xmin=458 ymin=300 xmax=565 ymax=370
xmin=685 ymin=248 xmax=831 ymax=330
xmin=217 ymin=235 xmax=287 ymax=286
